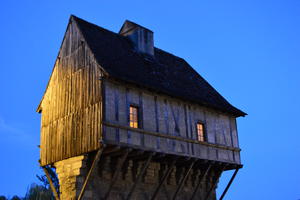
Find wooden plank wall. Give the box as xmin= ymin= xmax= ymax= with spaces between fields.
xmin=40 ymin=20 xmax=102 ymax=166
xmin=103 ymin=80 xmax=241 ymax=164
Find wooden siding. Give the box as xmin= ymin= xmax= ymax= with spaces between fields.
xmin=39 ymin=20 xmax=102 ymax=166
xmin=103 ymin=80 xmax=241 ymax=164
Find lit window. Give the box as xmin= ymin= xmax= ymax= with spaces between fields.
xmin=196 ymin=123 xmax=205 ymax=142
xmin=129 ymin=106 xmax=139 ymax=128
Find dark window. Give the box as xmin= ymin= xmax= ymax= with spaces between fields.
xmin=196 ymin=122 xmax=206 ymax=142
xmin=129 ymin=105 xmax=139 ymax=128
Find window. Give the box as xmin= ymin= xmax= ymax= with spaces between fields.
xmin=196 ymin=122 xmax=206 ymax=142
xmin=129 ymin=105 xmax=139 ymax=128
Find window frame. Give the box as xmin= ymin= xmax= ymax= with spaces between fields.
xmin=196 ymin=121 xmax=207 ymax=142
xmin=129 ymin=104 xmax=139 ymax=129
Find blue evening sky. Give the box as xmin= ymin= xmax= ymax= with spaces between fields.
xmin=0 ymin=1 xmax=299 ymax=199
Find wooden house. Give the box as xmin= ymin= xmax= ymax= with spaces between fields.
xmin=37 ymin=15 xmax=246 ymax=200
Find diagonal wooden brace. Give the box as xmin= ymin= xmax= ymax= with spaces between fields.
xmin=103 ymin=148 xmax=131 ymax=200
xmin=78 ymin=147 xmax=104 ymax=200
xmin=190 ymin=164 xmax=212 ymax=200
xmin=151 ymin=159 xmax=177 ymax=200
xmin=42 ymin=166 xmax=60 ymax=200
xmin=172 ymin=160 xmax=195 ymax=200
xmin=126 ymin=152 xmax=155 ymax=200
xmin=219 ymin=168 xmax=240 ymax=200
xmin=204 ymin=165 xmax=227 ymax=200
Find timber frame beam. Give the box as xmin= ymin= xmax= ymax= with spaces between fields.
xmin=103 ymin=121 xmax=241 ymax=152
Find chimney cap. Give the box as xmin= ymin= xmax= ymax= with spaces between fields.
xmin=119 ymin=20 xmax=153 ymax=36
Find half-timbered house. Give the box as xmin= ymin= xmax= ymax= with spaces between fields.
xmin=37 ymin=15 xmax=246 ymax=200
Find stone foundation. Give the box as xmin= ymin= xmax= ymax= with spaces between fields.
xmin=54 ymin=155 xmax=88 ymax=200
xmin=54 ymin=154 xmax=218 ymax=200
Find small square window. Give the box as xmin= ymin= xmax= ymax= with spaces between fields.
xmin=196 ymin=122 xmax=206 ymax=142
xmin=129 ymin=105 xmax=139 ymax=128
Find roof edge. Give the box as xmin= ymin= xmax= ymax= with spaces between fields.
xmin=106 ymin=76 xmax=247 ymax=117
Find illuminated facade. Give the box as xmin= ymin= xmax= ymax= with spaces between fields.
xmin=37 ymin=15 xmax=246 ymax=200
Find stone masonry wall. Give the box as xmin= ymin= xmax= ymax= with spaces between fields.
xmin=54 ymin=154 xmax=219 ymax=200
xmin=54 ymin=155 xmax=88 ymax=200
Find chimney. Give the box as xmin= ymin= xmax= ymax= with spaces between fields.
xmin=119 ymin=20 xmax=154 ymax=56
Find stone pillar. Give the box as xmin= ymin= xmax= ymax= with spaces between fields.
xmin=54 ymin=155 xmax=88 ymax=200
xmin=167 ymin=166 xmax=177 ymax=185
xmin=125 ymin=160 xmax=133 ymax=181
xmin=144 ymin=162 xmax=160 ymax=184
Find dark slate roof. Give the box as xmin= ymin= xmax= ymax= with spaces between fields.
xmin=72 ymin=15 xmax=246 ymax=117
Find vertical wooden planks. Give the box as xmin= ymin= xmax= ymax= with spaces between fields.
xmin=39 ymin=21 xmax=103 ymax=166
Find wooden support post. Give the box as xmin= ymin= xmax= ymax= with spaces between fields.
xmin=172 ymin=160 xmax=195 ymax=200
xmin=126 ymin=152 xmax=154 ymax=200
xmin=78 ymin=147 xmax=104 ymax=200
xmin=103 ymin=149 xmax=131 ymax=200
xmin=204 ymin=165 xmax=226 ymax=200
xmin=219 ymin=168 xmax=239 ymax=200
xmin=190 ymin=164 xmax=212 ymax=200
xmin=42 ymin=166 xmax=60 ymax=200
xmin=151 ymin=159 xmax=176 ymax=200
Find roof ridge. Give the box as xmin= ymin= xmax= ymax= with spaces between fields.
xmin=71 ymin=15 xmax=121 ymax=37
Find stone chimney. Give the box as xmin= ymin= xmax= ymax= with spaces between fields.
xmin=119 ymin=20 xmax=154 ymax=56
